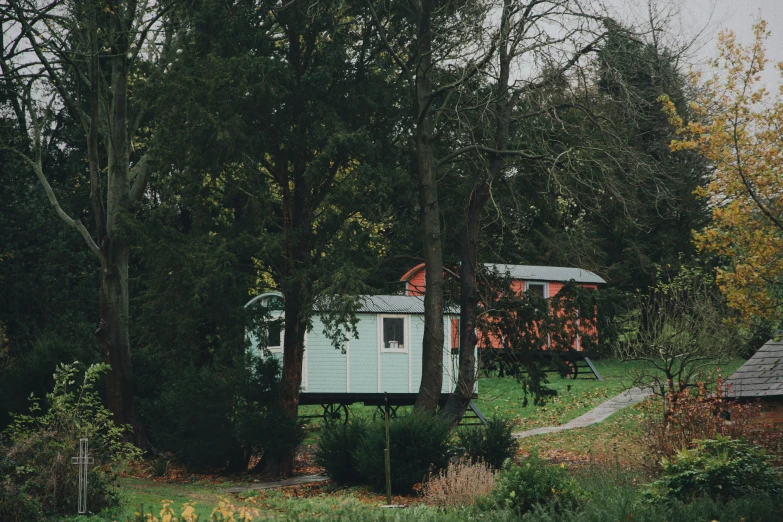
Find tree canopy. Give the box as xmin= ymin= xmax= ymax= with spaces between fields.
xmin=0 ymin=0 xmax=752 ymax=474
xmin=663 ymin=20 xmax=783 ymax=327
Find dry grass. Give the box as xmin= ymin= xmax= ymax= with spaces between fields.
xmin=422 ymin=458 xmax=496 ymax=509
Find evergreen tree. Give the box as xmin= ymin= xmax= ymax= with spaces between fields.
xmin=150 ymin=0 xmax=407 ymax=474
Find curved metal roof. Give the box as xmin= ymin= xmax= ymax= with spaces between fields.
xmin=244 ymin=291 xmax=284 ymax=309
xmin=245 ymin=293 xmax=459 ymax=314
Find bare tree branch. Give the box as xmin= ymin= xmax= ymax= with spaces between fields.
xmin=365 ymin=0 xmax=412 ymax=84
xmin=436 ymin=144 xmax=546 ymax=167
xmin=0 ymin=143 xmax=100 ymax=256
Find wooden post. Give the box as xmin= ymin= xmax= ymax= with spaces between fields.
xmin=384 ymin=392 xmax=392 ymax=505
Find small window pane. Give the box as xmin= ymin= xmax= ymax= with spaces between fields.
xmin=528 ymin=284 xmax=545 ymax=297
xmin=268 ymin=321 xmax=282 ymax=347
xmin=383 ymin=317 xmax=405 ymax=349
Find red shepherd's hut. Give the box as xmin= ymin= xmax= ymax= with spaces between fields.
xmin=400 ymin=263 xmax=606 ymax=375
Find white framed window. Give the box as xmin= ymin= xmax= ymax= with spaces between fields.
xmin=379 ymin=314 xmax=409 ymax=353
xmin=265 ymin=318 xmax=284 ymax=353
xmin=525 ymin=281 xmax=549 ymax=298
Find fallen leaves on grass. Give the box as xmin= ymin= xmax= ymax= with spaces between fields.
xmin=516 ymin=389 xmax=612 ymax=430
xmin=239 ymin=482 xmax=421 ymax=510
xmin=123 ymin=444 xmax=323 ymax=485
xmin=517 ymin=403 xmax=649 ymax=470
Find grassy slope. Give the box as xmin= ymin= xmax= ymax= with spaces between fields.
xmin=475 ymin=359 xmax=645 ymax=429
xmin=513 ymin=358 xmax=746 ymax=470
xmin=476 ymin=358 xmax=745 ymax=430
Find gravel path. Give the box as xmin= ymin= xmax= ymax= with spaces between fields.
xmin=513 ymin=386 xmax=653 ymax=439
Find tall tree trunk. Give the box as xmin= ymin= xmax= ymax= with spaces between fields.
xmin=98 ymin=28 xmax=142 ymax=443
xmin=259 ymin=291 xmax=306 ymax=477
xmin=414 ymin=0 xmax=445 ymax=414
xmin=441 ymin=0 xmax=512 ymax=424
xmin=280 ymin=303 xmax=306 ymax=417
xmin=265 ymin=150 xmax=310 ymax=476
xmin=96 ymin=241 xmax=140 ymax=444
xmin=440 ymin=191 xmax=483 ymax=421
xmin=7 ymin=0 xmax=158 ymax=447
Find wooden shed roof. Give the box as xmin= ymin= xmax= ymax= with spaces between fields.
xmin=725 ymin=338 xmax=783 ymax=398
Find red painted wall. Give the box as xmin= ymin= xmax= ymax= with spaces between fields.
xmin=402 ymin=264 xmax=426 ymax=296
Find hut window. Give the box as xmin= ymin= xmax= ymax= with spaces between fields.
xmin=267 ymin=320 xmax=283 ymax=352
xmin=525 ymin=281 xmax=549 ymax=298
xmin=380 ymin=315 xmax=407 ymax=352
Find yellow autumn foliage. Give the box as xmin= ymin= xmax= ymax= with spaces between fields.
xmin=662 ymin=20 xmax=783 ymax=324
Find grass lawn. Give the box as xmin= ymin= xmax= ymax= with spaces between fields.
xmin=518 ymin=401 xmax=650 ymax=469
xmin=511 ymin=358 xmax=746 ymax=471
xmin=64 ymin=476 xmax=425 ymax=521
xmin=475 ymin=358 xmax=646 ymax=429
xmin=304 ymin=358 xmax=746 ymax=434
xmin=476 ymin=358 xmax=746 ymax=430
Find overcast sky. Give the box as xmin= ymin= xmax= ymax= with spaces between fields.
xmin=606 ymin=0 xmax=783 ymax=89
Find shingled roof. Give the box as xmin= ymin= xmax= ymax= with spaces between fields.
xmin=725 ymin=338 xmax=783 ymax=398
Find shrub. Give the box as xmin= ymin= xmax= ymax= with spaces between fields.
xmin=1 ymin=362 xmax=141 ymax=520
xmin=423 ymin=458 xmax=496 ymax=508
xmin=514 ymin=490 xmax=783 ymax=522
xmin=315 ymin=418 xmax=368 ymax=485
xmin=0 ymin=330 xmax=99 ymax=429
xmin=643 ymin=375 xmax=783 ymax=471
xmin=644 ymin=436 xmax=781 ymax=502
xmin=149 ymin=355 xmax=303 ymax=471
xmin=354 ymin=413 xmax=453 ymax=494
xmin=238 ymin=403 xmax=304 ymax=473
xmin=458 ymin=417 xmax=517 ymax=469
xmin=492 ymin=451 xmax=586 ymax=515
xmin=150 ymin=363 xmax=246 ymax=470
xmin=0 ymin=452 xmax=42 ymax=521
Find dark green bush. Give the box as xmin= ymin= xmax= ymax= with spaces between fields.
xmin=149 ymin=363 xmax=245 ymax=470
xmin=0 ymin=331 xmax=99 ymax=429
xmin=149 ymin=355 xmax=304 ymax=471
xmin=315 ymin=418 xmax=369 ymax=485
xmin=0 ymin=452 xmax=42 ymax=522
xmin=492 ymin=451 xmax=586 ymax=515
xmin=458 ymin=417 xmax=517 ymax=469
xmin=236 ymin=403 xmax=305 ymax=473
xmin=354 ymin=413 xmax=453 ymax=494
xmin=1 ymin=362 xmax=141 ymax=521
xmin=644 ymin=436 xmax=782 ymax=502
